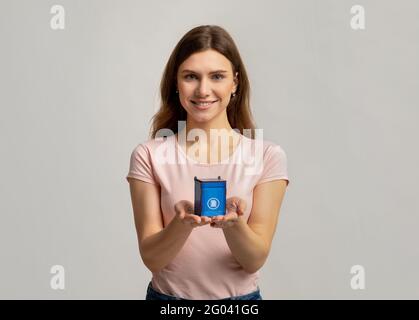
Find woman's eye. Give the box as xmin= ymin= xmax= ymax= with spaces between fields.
xmin=184 ymin=74 xmax=225 ymax=80
xmin=213 ymin=74 xmax=225 ymax=80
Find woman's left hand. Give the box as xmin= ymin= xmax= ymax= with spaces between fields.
xmin=210 ymin=196 xmax=247 ymax=229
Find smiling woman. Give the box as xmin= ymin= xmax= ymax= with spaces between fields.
xmin=151 ymin=25 xmax=255 ymax=141
xmin=126 ymin=25 xmax=290 ymax=300
xmin=176 ymin=49 xmax=238 ymax=118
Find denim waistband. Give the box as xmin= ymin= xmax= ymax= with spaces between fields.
xmin=146 ymin=282 xmax=262 ymax=300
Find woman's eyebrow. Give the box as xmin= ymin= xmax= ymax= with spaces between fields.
xmin=181 ymin=69 xmax=228 ymax=74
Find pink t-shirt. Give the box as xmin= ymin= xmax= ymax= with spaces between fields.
xmin=126 ymin=133 xmax=290 ymax=299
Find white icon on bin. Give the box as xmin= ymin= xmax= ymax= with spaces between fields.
xmin=207 ymin=198 xmax=220 ymax=210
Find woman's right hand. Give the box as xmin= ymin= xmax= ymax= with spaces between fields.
xmin=174 ymin=200 xmax=212 ymax=228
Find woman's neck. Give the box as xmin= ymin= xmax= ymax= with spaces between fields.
xmin=176 ymin=125 xmax=241 ymax=164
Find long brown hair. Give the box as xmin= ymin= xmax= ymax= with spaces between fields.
xmin=150 ymin=25 xmax=257 ymax=139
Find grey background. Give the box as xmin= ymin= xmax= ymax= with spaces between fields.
xmin=1 ymin=0 xmax=418 ymax=299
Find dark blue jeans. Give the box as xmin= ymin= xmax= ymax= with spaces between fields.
xmin=145 ymin=282 xmax=262 ymax=300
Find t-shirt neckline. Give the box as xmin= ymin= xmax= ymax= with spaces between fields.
xmin=174 ymin=132 xmax=243 ymax=166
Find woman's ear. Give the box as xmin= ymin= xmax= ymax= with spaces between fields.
xmin=234 ymin=72 xmax=239 ymax=90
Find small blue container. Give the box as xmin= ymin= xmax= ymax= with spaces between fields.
xmin=194 ymin=176 xmax=226 ymax=217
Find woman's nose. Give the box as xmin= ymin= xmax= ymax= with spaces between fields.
xmin=195 ymin=78 xmax=211 ymax=97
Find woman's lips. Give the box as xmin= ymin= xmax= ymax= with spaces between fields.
xmin=191 ymin=100 xmax=218 ymax=110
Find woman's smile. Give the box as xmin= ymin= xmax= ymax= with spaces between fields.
xmin=190 ymin=99 xmax=219 ymax=110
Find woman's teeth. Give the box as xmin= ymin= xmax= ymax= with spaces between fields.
xmin=192 ymin=100 xmax=217 ymax=106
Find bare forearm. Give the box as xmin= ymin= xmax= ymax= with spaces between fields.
xmin=222 ymin=217 xmax=268 ymax=273
xmin=140 ymin=217 xmax=193 ymax=273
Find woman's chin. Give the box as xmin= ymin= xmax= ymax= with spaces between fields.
xmin=187 ymin=107 xmax=225 ymax=123
xmin=188 ymin=108 xmax=211 ymax=119
xmin=191 ymin=114 xmax=213 ymax=123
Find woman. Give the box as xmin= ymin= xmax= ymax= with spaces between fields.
xmin=126 ymin=25 xmax=290 ymax=300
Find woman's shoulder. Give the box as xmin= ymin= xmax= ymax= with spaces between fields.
xmin=240 ymin=134 xmax=286 ymax=156
xmin=132 ymin=134 xmax=176 ymax=153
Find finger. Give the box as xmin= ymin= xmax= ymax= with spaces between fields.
xmin=186 ymin=214 xmax=201 ymax=224
xmin=174 ymin=202 xmax=184 ymax=218
xmin=237 ymin=201 xmax=246 ymax=215
xmin=185 ymin=206 xmax=194 ymax=215
xmin=216 ymin=220 xmax=225 ymax=228
xmin=177 ymin=210 xmax=185 ymax=219
xmin=227 ymin=202 xmax=237 ymax=212
xmin=225 ymin=218 xmax=238 ymax=224
xmin=184 ymin=218 xmax=195 ymax=225
xmin=226 ymin=197 xmax=246 ymax=215
xmin=227 ymin=221 xmax=235 ymax=227
xmin=224 ymin=212 xmax=238 ymax=221
xmin=201 ymin=216 xmax=211 ymax=224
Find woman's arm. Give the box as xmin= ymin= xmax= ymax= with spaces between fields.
xmin=128 ymin=179 xmax=209 ymax=273
xmin=221 ymin=179 xmax=288 ymax=273
xmin=140 ymin=215 xmax=194 ymax=273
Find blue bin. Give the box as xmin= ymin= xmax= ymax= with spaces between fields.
xmin=194 ymin=176 xmax=226 ymax=217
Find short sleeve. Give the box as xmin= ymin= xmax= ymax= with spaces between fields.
xmin=126 ymin=144 xmax=158 ymax=185
xmin=256 ymin=144 xmax=290 ymax=186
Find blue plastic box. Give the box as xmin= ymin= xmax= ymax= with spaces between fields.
xmin=194 ymin=176 xmax=226 ymax=217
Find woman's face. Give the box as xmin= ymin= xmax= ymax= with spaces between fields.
xmin=176 ymin=49 xmax=238 ymax=124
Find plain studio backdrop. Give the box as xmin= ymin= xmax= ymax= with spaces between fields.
xmin=1 ymin=0 xmax=418 ymax=299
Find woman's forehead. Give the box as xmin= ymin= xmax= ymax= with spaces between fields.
xmin=180 ymin=50 xmax=232 ymax=72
